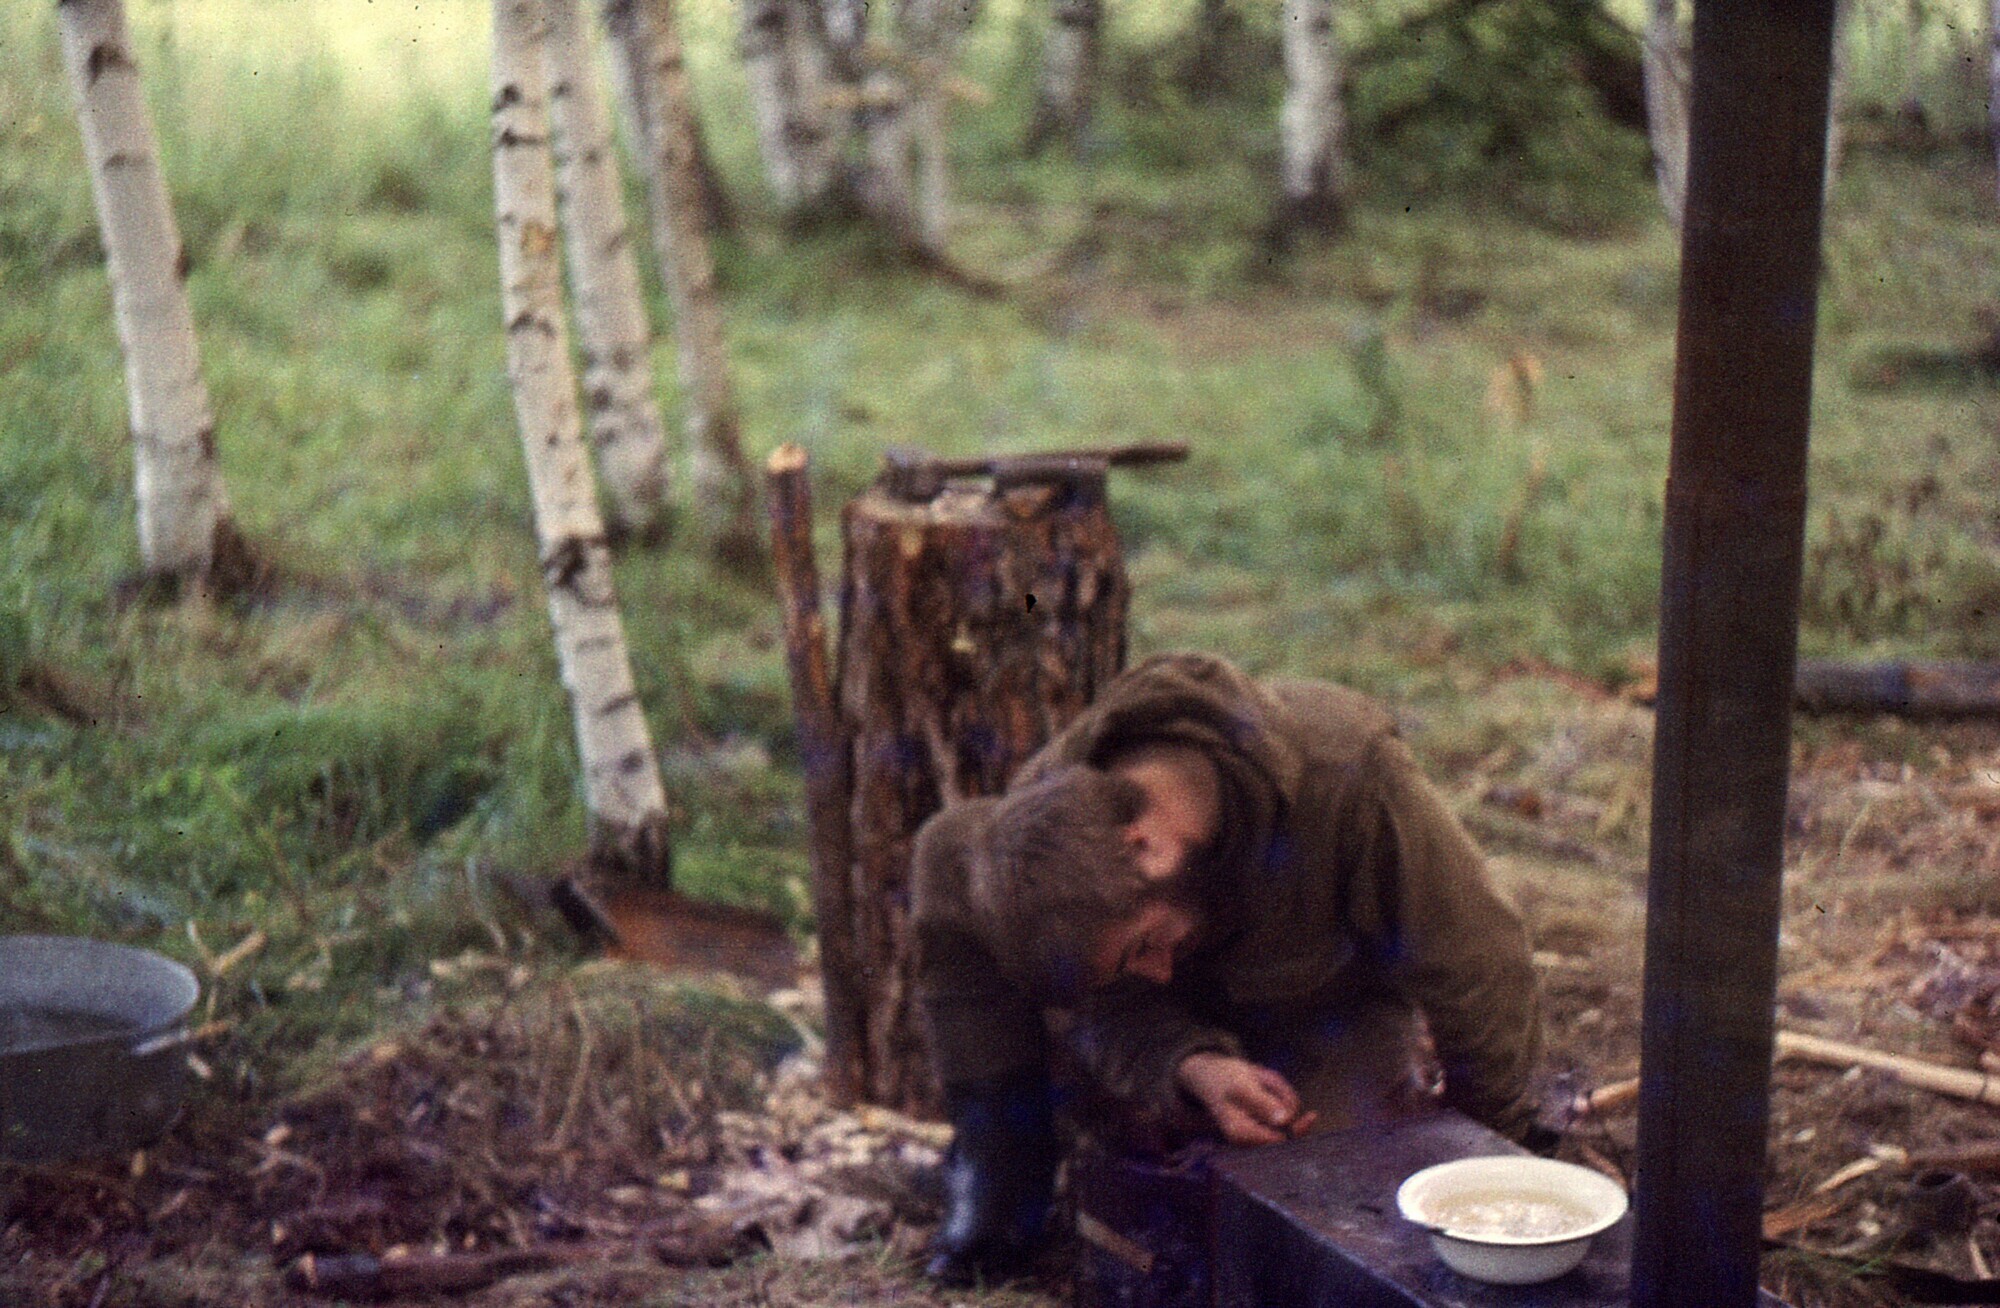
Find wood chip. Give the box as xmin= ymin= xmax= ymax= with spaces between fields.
xmin=1763 ymin=1191 xmax=1848 ymax=1240
xmin=209 ymin=929 xmax=268 ymax=978
xmin=1812 ymin=1156 xmax=1889 ymax=1194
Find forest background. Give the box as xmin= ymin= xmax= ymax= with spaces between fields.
xmin=2 ymin=1 xmax=1999 ymax=1305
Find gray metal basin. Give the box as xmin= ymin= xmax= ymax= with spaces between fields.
xmin=0 ymin=935 xmax=201 ymax=1162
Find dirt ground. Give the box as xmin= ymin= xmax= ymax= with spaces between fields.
xmin=4 ymin=694 xmax=1998 ymax=1308
xmin=1496 ymin=695 xmax=2000 ymax=1308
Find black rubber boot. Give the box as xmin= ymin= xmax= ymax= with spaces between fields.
xmin=923 ymin=1069 xmax=1061 ymax=1287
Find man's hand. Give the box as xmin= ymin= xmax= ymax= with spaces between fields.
xmin=1176 ymin=1053 xmax=1318 ymax=1146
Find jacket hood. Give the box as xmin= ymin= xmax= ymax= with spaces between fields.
xmin=1010 ymin=652 xmax=1306 ymax=925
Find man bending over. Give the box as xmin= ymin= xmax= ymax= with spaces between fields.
xmin=910 ymin=652 xmax=1544 ymax=1285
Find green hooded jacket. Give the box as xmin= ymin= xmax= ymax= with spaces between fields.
xmin=910 ymin=652 xmax=1545 ymax=1140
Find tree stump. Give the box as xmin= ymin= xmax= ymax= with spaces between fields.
xmin=836 ymin=469 xmax=1131 ymax=1114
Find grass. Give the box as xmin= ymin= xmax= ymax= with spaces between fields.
xmin=1 ymin=2 xmax=1998 ymax=1296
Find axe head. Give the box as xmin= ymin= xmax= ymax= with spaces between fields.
xmin=880 ymin=445 xmax=949 ymax=502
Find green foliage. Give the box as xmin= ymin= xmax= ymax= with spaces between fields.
xmin=1349 ymin=0 xmax=1655 ymax=234
xmin=0 ymin=0 xmax=1995 ymax=1146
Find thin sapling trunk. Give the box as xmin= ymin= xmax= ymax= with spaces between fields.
xmin=56 ymin=0 xmax=249 ymax=591
xmin=542 ymin=0 xmax=674 ymax=543
xmin=599 ymin=0 xmax=763 ymax=568
xmin=1276 ymin=0 xmax=1349 ymax=237
xmin=491 ymin=0 xmax=674 ymax=918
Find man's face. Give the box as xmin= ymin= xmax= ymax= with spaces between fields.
xmin=1117 ymin=762 xmax=1217 ymax=883
xmin=1088 ymin=899 xmax=1199 ymax=988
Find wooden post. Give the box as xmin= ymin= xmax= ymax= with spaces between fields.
xmin=1633 ymin=5 xmax=1838 ymax=1307
xmin=835 ymin=464 xmax=1131 ymax=1113
xmin=765 ymin=444 xmax=867 ymax=1107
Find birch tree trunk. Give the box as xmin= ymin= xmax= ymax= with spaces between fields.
xmin=1901 ymin=0 xmax=1929 ymax=126
xmin=491 ymin=0 xmax=673 ymax=914
xmin=57 ymin=0 xmax=246 ymax=589
xmin=599 ymin=0 xmax=762 ymax=567
xmin=738 ymin=0 xmax=845 ymax=221
xmin=859 ymin=68 xmax=920 ymax=246
xmin=598 ymin=6 xmax=733 ymax=236
xmin=1641 ymin=0 xmax=1689 ymax=228
xmin=542 ymin=0 xmax=673 ymax=542
xmin=809 ymin=0 xmax=928 ymax=250
xmin=901 ymin=0 xmax=970 ymax=257
xmin=1992 ymin=0 xmax=2000 ymax=208
xmin=1025 ymin=0 xmax=1100 ymax=157
xmin=1276 ymin=0 xmax=1349 ymax=236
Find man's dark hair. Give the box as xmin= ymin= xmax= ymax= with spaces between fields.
xmin=969 ymin=764 xmax=1152 ymax=1004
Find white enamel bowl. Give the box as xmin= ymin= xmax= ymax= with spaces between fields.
xmin=1395 ymin=1156 xmax=1629 ymax=1286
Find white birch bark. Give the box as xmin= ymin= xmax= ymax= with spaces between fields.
xmin=57 ymin=0 xmax=234 ymax=583
xmin=598 ymin=5 xmax=732 ymax=236
xmin=1992 ymin=0 xmax=2000 ymax=209
xmin=790 ymin=13 xmax=845 ymax=208
xmin=740 ymin=0 xmax=807 ymax=210
xmin=812 ymin=0 xmax=920 ymax=241
xmin=542 ymin=0 xmax=672 ymax=540
xmin=1903 ymin=0 xmax=1927 ymax=121
xmin=1642 ymin=0 xmax=1689 ymax=228
xmin=1278 ymin=0 xmax=1348 ymax=232
xmin=821 ymin=0 xmax=867 ymax=53
xmin=738 ymin=0 xmax=843 ymax=219
xmin=1025 ymin=0 xmax=1101 ymax=156
xmin=900 ymin=0 xmax=969 ymax=255
xmin=599 ymin=0 xmax=760 ymax=565
xmin=491 ymin=0 xmax=672 ymax=893
xmin=859 ymin=70 xmax=920 ymax=244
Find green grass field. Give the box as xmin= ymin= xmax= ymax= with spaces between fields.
xmin=1 ymin=3 xmax=1998 ymax=1297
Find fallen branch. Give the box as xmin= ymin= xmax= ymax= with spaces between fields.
xmin=1569 ymin=1077 xmax=1640 ymax=1119
xmin=285 ymin=1248 xmax=564 ymax=1299
xmin=1811 ymin=1153 xmax=1894 ymax=1194
xmin=1775 ymin=1030 xmax=2000 ymax=1107
xmin=1913 ymin=1141 xmax=2000 ymax=1175
xmin=1794 ymin=660 xmax=2000 ymax=719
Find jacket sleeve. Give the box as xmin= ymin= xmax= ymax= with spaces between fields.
xmin=1062 ymin=980 xmax=1243 ymax=1122
xmin=911 ymin=809 xmax=1049 ymax=1087
xmin=1344 ymin=735 xmax=1545 ymax=1140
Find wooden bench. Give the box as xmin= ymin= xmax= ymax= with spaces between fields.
xmin=1073 ymin=1111 xmax=1790 ymax=1307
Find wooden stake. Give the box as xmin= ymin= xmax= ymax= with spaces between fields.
xmin=1775 ymin=1029 xmax=2000 ymax=1107
xmin=1569 ymin=1076 xmax=1641 ymax=1119
xmin=765 ymin=444 xmax=866 ymax=1107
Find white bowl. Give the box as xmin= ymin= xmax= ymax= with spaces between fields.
xmin=1395 ymin=1156 xmax=1628 ymax=1286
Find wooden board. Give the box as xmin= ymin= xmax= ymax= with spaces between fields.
xmin=1074 ymin=1112 xmax=1795 ymax=1307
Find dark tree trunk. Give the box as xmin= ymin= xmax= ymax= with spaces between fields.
xmin=1179 ymin=0 xmax=1242 ymax=101
xmin=1632 ymin=3 xmax=1838 ymax=1306
xmin=834 ymin=472 xmax=1130 ymax=1113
